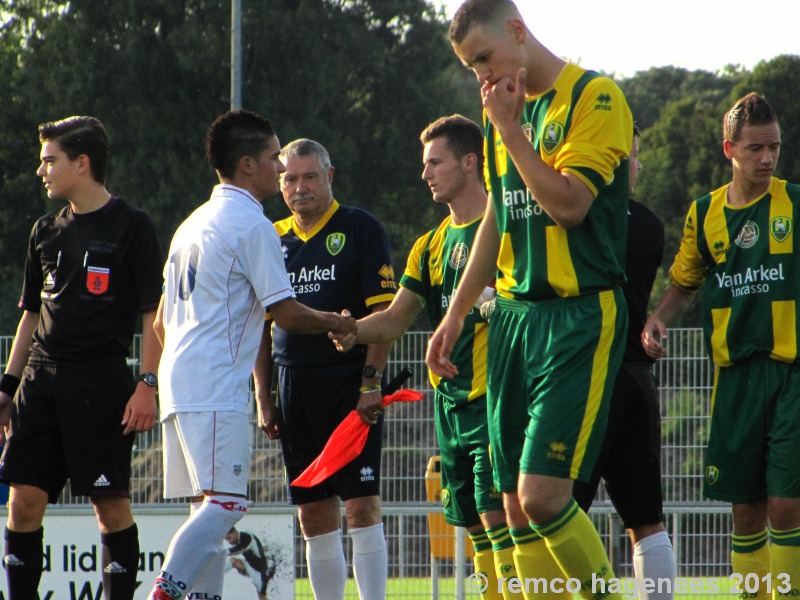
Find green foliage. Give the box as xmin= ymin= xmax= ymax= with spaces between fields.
xmin=661 ymin=390 xmax=710 ymax=501
xmin=0 ymin=0 xmax=478 ymax=332
xmin=0 ymin=1 xmax=799 ymax=337
xmin=619 ymin=65 xmax=734 ymax=130
xmin=732 ymin=54 xmax=800 ymax=182
xmin=622 ymin=55 xmax=800 ymax=326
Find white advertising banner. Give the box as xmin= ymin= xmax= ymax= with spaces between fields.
xmin=0 ymin=509 xmax=295 ymax=600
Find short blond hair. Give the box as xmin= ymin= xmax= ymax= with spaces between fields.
xmin=450 ymin=0 xmax=521 ymax=44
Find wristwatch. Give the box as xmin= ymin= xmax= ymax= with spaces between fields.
xmin=137 ymin=372 xmax=158 ymax=388
xmin=362 ymin=365 xmax=383 ymax=380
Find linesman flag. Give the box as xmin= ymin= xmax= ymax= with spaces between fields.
xmin=292 ymin=368 xmax=422 ymax=488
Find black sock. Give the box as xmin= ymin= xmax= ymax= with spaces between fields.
xmin=4 ymin=526 xmax=44 ymax=600
xmin=101 ymin=523 xmax=140 ymax=600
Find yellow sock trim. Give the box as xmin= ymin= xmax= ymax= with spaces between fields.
xmin=732 ymin=529 xmax=769 ymax=553
xmin=488 ymin=523 xmax=515 ymax=551
xmin=770 ymin=526 xmax=800 ymax=547
xmin=510 ymin=525 xmax=540 ymax=546
xmin=470 ymin=529 xmax=493 ymax=553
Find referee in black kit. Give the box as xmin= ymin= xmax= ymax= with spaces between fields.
xmin=0 ymin=116 xmax=163 ymax=600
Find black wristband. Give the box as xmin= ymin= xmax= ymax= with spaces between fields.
xmin=0 ymin=373 xmax=21 ymax=397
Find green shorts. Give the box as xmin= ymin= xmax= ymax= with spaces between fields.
xmin=704 ymin=355 xmax=800 ymax=503
xmin=487 ymin=290 xmax=627 ymax=492
xmin=436 ymin=393 xmax=503 ymax=527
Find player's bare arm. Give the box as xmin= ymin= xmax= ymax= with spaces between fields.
xmin=252 ymin=322 xmax=280 ymax=439
xmin=271 ymin=296 xmax=357 ymax=336
xmin=330 ymin=288 xmax=423 ymax=352
xmin=153 ymin=296 xmax=165 ymax=348
xmin=641 ymin=284 xmax=696 ymax=359
xmin=357 ymin=301 xmax=393 ymax=425
xmin=426 ymin=197 xmax=498 ymax=378
xmin=122 ymin=308 xmax=159 ymax=435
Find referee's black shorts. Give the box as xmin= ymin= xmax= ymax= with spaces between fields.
xmin=0 ymin=355 xmax=137 ymax=503
xmin=573 ymin=361 xmax=664 ymax=529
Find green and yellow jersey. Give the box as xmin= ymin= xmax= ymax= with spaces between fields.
xmin=400 ymin=215 xmax=487 ymax=407
xmin=670 ymin=177 xmax=800 ymax=366
xmin=484 ymin=62 xmax=632 ymax=301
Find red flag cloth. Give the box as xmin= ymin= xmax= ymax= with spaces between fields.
xmin=291 ymin=389 xmax=424 ymax=488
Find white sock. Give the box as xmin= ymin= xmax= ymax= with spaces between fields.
xmin=181 ymin=498 xmax=227 ymax=599
xmin=306 ymin=529 xmax=346 ymax=600
xmin=351 ymin=523 xmax=387 ymax=600
xmin=633 ymin=530 xmax=676 ymax=600
xmin=187 ymin=543 xmax=226 ymax=599
xmin=149 ymin=496 xmax=246 ymax=599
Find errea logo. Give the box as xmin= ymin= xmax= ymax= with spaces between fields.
xmin=595 ymin=93 xmax=612 ymax=111
xmin=379 ymin=265 xmax=397 ymax=290
xmin=360 ymin=466 xmax=375 ymax=482
xmin=547 ymin=441 xmax=568 ymax=462
xmin=522 ymin=122 xmax=535 ymax=144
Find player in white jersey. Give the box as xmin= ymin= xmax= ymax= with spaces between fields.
xmin=145 ymin=110 xmax=355 ymax=600
xmin=158 ymin=182 xmax=295 ymax=418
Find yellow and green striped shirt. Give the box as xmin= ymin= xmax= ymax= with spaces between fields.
xmin=484 ymin=63 xmax=632 ymax=301
xmin=400 ymin=216 xmax=487 ymax=407
xmin=670 ymin=177 xmax=800 ymax=365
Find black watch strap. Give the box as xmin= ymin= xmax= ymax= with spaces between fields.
xmin=362 ymin=365 xmax=383 ymax=380
xmin=137 ymin=372 xmax=158 ymax=387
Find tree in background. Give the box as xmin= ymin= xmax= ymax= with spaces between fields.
xmin=0 ymin=0 xmax=232 ymax=328
xmin=0 ymin=0 xmax=478 ymax=332
xmin=626 ymin=55 xmax=800 ymax=325
xmin=734 ymin=54 xmax=800 ymax=182
xmin=0 ymin=1 xmax=798 ymax=333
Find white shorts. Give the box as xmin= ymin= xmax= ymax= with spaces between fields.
xmin=162 ymin=411 xmax=252 ymax=498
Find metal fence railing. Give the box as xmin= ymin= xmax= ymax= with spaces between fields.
xmin=1 ymin=329 xmax=714 ymax=506
xmin=1 ymin=329 xmax=736 ymax=597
